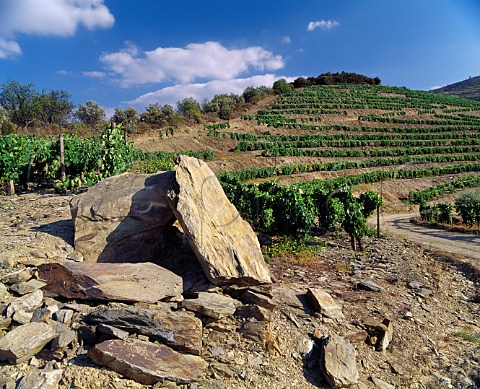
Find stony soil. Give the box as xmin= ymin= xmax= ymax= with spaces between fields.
xmin=0 ymin=191 xmax=479 ymax=388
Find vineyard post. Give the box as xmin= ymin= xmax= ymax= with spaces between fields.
xmin=7 ymin=180 xmax=15 ymax=196
xmin=59 ymin=134 xmax=66 ymax=182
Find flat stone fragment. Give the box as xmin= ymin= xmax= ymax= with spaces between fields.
xmin=322 ymin=335 xmax=359 ymax=388
xmin=97 ymin=323 xmax=129 ymax=340
xmin=10 ymin=279 xmax=46 ymax=295
xmin=239 ymin=289 xmax=276 ymax=311
xmin=85 ymin=307 xmax=202 ymax=355
xmin=37 ymin=262 xmax=183 ymax=303
xmin=306 ymin=288 xmax=344 ymax=320
xmin=370 ymin=376 xmax=396 ymax=389
xmin=1 ymin=268 xmax=34 ymax=285
xmin=0 ymin=322 xmax=56 ymax=363
xmin=182 ymin=292 xmax=241 ymax=319
xmin=357 ymin=280 xmax=384 ymax=292
xmin=16 ymin=369 xmax=63 ymax=389
xmin=6 ymin=289 xmax=43 ymax=318
xmin=89 ymin=339 xmax=207 ymax=385
xmin=168 ymin=156 xmax=272 ymax=286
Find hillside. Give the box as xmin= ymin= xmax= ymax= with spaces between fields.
xmin=0 ymin=84 xmax=479 ymax=388
xmin=431 ymin=75 xmax=480 ymax=101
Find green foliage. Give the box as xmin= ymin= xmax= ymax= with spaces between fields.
xmin=202 ymin=94 xmax=244 ymax=120
xmin=99 ymin=124 xmax=134 ymax=176
xmin=177 ymin=98 xmax=202 ymax=124
xmin=359 ymin=191 xmax=383 ymax=218
xmin=112 ymin=107 xmax=140 ymax=133
xmin=272 ymin=79 xmax=293 ymax=95
xmin=140 ymin=103 xmax=181 ymax=128
xmin=75 ymin=101 xmax=106 ymax=129
xmin=455 ymin=191 xmax=480 ymax=227
xmin=0 ymin=80 xmax=38 ymax=128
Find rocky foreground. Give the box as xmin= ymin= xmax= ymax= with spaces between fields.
xmin=0 ymin=159 xmax=478 ymax=388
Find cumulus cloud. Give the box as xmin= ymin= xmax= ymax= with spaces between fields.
xmin=127 ymin=74 xmax=296 ymax=108
xmin=281 ymin=36 xmax=292 ymax=44
xmin=307 ymin=20 xmax=340 ymax=31
xmin=0 ymin=38 xmax=21 ymax=59
xmin=0 ymin=0 xmax=114 ymax=58
xmin=101 ymin=41 xmax=285 ymax=87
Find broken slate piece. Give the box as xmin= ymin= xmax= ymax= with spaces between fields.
xmin=357 ymin=280 xmax=384 ymax=292
xmin=89 ymin=339 xmax=207 ymax=385
xmin=0 ymin=322 xmax=56 ymax=363
xmin=37 ymin=262 xmax=183 ymax=304
xmin=85 ymin=307 xmax=202 ymax=355
xmin=96 ymin=323 xmax=129 ymax=340
xmin=321 ymin=334 xmax=359 ymax=388
xmin=306 ymin=288 xmax=344 ymax=320
xmin=10 ymin=279 xmax=46 ymax=295
xmin=16 ymin=369 xmax=63 ymax=389
xmin=6 ymin=290 xmax=43 ymax=318
xmin=182 ymin=292 xmax=241 ymax=319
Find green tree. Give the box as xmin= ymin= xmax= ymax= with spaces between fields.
xmin=112 ymin=107 xmax=140 ymax=132
xmin=177 ymin=97 xmax=202 ymax=123
xmin=242 ymin=86 xmax=260 ymax=103
xmin=75 ymin=101 xmax=106 ymax=129
xmin=272 ymin=79 xmax=293 ymax=95
xmin=0 ymin=80 xmax=38 ymax=128
xmin=202 ymin=94 xmax=243 ymax=120
xmin=35 ymin=90 xmax=74 ymax=127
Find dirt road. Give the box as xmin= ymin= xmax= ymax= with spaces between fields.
xmin=379 ymin=213 xmax=480 ymax=260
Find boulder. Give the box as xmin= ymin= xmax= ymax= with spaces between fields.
xmin=89 ymin=339 xmax=207 ymax=385
xmin=37 ymin=262 xmax=183 ymax=303
xmin=0 ymin=322 xmax=56 ymax=363
xmin=322 ymin=335 xmax=359 ymax=388
xmin=70 ymin=171 xmax=176 ymax=263
xmin=306 ymin=288 xmax=344 ymax=320
xmin=85 ymin=307 xmax=202 ymax=355
xmin=168 ymin=156 xmax=272 ymax=286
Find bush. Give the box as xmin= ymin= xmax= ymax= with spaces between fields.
xmin=455 ymin=191 xmax=480 ymax=228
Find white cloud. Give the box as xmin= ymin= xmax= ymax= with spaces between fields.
xmin=0 ymin=0 xmax=114 ymax=58
xmin=101 ymin=41 xmax=285 ymax=87
xmin=0 ymin=38 xmax=21 ymax=58
xmin=281 ymin=36 xmax=292 ymax=44
xmin=83 ymin=71 xmax=107 ymax=78
xmin=307 ymin=20 xmax=340 ymax=31
xmin=128 ymin=74 xmax=296 ymax=109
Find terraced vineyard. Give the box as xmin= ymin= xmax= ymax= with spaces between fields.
xmin=198 ymin=84 xmax=480 ymax=241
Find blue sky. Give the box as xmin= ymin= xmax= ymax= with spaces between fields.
xmin=0 ymin=0 xmax=479 ymax=115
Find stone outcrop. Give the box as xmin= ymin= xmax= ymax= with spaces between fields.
xmin=70 ymin=171 xmax=176 ymax=263
xmin=37 ymin=262 xmax=183 ymax=303
xmin=168 ymin=156 xmax=272 ymax=286
xmin=70 ymin=156 xmax=272 ymax=287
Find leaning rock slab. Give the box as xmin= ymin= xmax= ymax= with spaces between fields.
xmin=70 ymin=171 xmax=175 ymax=263
xmin=0 ymin=322 xmax=56 ymax=363
xmin=85 ymin=307 xmax=202 ymax=355
xmin=322 ymin=335 xmax=359 ymax=388
xmin=307 ymin=288 xmax=344 ymax=320
xmin=89 ymin=339 xmax=207 ymax=385
xmin=168 ymin=156 xmax=272 ymax=286
xmin=37 ymin=262 xmax=182 ymax=303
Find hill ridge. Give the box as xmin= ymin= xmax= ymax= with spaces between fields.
xmin=432 ymin=75 xmax=480 ymax=101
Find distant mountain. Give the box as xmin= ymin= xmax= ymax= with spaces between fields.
xmin=431 ymin=76 xmax=480 ymax=101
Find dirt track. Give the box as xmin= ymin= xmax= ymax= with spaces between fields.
xmin=380 ymin=213 xmax=480 ymax=260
